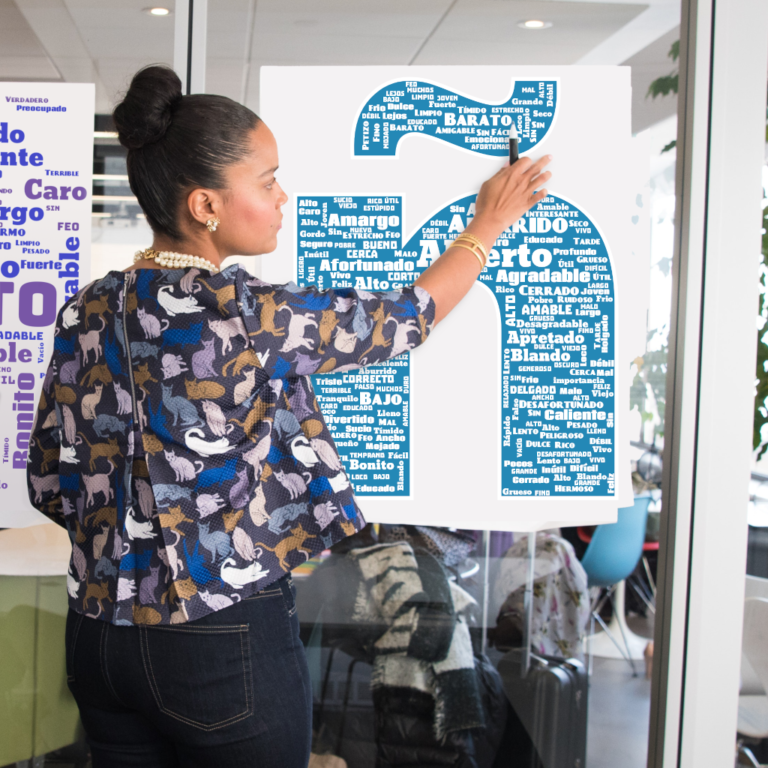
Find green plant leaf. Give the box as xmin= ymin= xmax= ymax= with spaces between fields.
xmin=754 ymin=196 xmax=768 ymax=455
xmin=646 ymin=39 xmax=680 ymax=104
xmin=647 ymin=74 xmax=679 ymax=100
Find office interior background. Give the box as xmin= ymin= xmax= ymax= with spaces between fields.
xmin=0 ymin=0 xmax=766 ymax=766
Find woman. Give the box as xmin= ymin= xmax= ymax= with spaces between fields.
xmin=28 ymin=66 xmax=550 ymax=767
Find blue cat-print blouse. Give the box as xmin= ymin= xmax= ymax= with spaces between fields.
xmin=27 ymin=263 xmax=435 ymax=625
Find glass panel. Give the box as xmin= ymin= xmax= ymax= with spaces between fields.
xmin=0 ymin=3 xmax=174 ymax=765
xmin=0 ymin=526 xmax=86 ymax=766
xmin=1 ymin=1 xmax=177 ymax=279
xmin=83 ymin=2 xmax=175 ymax=281
xmin=738 ymin=97 xmax=768 ymax=768
xmin=206 ymin=3 xmax=681 ymax=768
xmin=1 ymin=2 xmax=685 ymax=765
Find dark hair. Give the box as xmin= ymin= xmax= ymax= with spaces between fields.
xmin=113 ymin=66 xmax=261 ymax=240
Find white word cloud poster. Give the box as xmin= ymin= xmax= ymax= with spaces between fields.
xmin=0 ymin=83 xmax=94 ymax=527
xmin=261 ymin=67 xmax=647 ymax=531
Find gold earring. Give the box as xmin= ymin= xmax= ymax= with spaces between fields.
xmin=206 ymin=217 xmax=220 ymax=233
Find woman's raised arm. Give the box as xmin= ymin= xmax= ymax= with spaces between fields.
xmin=239 ymin=155 xmax=551 ymax=379
xmin=414 ymin=154 xmax=552 ymax=325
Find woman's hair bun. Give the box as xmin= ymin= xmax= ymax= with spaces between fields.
xmin=113 ymin=65 xmax=183 ymax=150
xmin=116 ymin=64 xmax=260 ymax=240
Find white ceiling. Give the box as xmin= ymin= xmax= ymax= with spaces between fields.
xmin=0 ymin=0 xmax=60 ymax=80
xmin=1 ymin=0 xmax=681 ymax=131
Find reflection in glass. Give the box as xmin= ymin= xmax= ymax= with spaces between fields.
xmin=0 ymin=0 xmax=687 ymax=763
xmin=737 ymin=101 xmax=768 ymax=767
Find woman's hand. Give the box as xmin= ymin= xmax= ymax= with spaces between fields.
xmin=466 ymin=154 xmax=552 ymax=244
xmin=414 ymin=155 xmax=552 ymax=326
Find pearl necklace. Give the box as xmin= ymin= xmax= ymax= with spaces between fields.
xmin=133 ymin=249 xmax=220 ymax=273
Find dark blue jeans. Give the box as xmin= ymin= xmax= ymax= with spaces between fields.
xmin=65 ymin=574 xmax=311 ymax=767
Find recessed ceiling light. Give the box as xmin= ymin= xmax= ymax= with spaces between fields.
xmin=146 ymin=7 xmax=171 ymax=16
xmin=519 ymin=19 xmax=552 ymax=30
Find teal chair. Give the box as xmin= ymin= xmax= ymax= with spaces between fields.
xmin=580 ymin=496 xmax=652 ymax=676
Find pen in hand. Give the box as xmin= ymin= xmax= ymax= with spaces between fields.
xmin=509 ymin=124 xmax=519 ymax=165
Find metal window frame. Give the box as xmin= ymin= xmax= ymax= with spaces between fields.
xmin=173 ymin=0 xmax=207 ymax=95
xmin=649 ymin=0 xmax=768 ymax=766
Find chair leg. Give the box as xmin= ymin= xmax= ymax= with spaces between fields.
xmin=643 ymin=555 xmax=657 ymax=600
xmin=587 ymin=585 xmax=607 ymax=680
xmin=317 ymin=646 xmax=336 ymax=726
xmin=592 ymin=584 xmax=614 ymax=618
xmin=592 ymin=612 xmax=630 ymax=663
xmin=591 ymin=594 xmax=639 ymax=677
xmin=629 ymin=573 xmax=654 ymax=606
xmin=610 ymin=593 xmax=639 ymax=677
xmin=736 ymin=741 xmax=760 ymax=767
xmin=628 ymin=575 xmax=656 ymax=615
xmin=336 ymin=657 xmax=361 ymax=755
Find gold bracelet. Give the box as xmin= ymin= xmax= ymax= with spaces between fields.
xmin=457 ymin=232 xmax=488 ymax=257
xmin=452 ymin=241 xmax=486 ymax=269
xmin=453 ymin=236 xmax=487 ymax=267
xmin=455 ymin=232 xmax=489 ymax=262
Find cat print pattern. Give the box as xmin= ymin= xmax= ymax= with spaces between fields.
xmin=28 ymin=264 xmax=434 ymax=625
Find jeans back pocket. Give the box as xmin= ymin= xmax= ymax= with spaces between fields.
xmin=139 ymin=623 xmax=252 ymax=730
